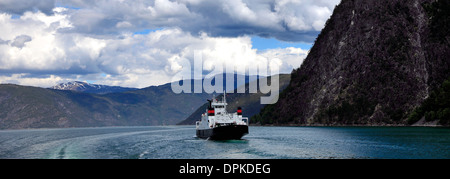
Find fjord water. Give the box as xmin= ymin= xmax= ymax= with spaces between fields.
xmin=0 ymin=126 xmax=449 ymax=159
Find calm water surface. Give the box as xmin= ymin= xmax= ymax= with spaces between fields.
xmin=0 ymin=126 xmax=449 ymax=159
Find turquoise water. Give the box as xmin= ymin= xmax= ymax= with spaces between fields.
xmin=0 ymin=126 xmax=449 ymax=159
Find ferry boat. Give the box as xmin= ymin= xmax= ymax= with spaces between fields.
xmin=196 ymin=92 xmax=249 ymax=140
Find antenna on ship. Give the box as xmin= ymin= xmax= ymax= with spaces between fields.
xmin=223 ymin=90 xmax=226 ymax=104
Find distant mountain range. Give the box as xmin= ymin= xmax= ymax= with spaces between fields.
xmin=0 ymin=82 xmax=210 ymax=129
xmin=0 ymin=73 xmax=274 ymax=129
xmin=50 ymin=81 xmax=138 ymax=94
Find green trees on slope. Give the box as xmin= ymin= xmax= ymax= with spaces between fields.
xmin=408 ymin=77 xmax=450 ymax=125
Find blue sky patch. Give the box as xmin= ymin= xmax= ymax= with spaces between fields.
xmin=133 ymin=28 xmax=164 ymax=35
xmin=251 ymin=36 xmax=313 ymax=51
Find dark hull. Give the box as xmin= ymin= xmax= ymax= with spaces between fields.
xmin=196 ymin=125 xmax=248 ymax=140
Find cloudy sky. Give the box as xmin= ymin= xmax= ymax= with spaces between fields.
xmin=0 ymin=0 xmax=339 ymax=88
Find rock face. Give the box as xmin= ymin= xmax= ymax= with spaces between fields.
xmin=253 ymin=0 xmax=449 ymax=125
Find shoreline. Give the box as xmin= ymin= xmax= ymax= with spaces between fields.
xmin=249 ymin=119 xmax=447 ymax=127
xmin=249 ymin=125 xmax=446 ymax=127
xmin=249 ymin=123 xmax=446 ymax=128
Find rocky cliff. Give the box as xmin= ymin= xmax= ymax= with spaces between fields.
xmin=253 ymin=0 xmax=449 ymax=125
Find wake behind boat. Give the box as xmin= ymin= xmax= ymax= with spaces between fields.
xmin=196 ymin=91 xmax=249 ymax=140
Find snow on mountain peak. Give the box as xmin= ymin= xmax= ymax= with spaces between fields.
xmin=49 ymin=81 xmax=137 ymax=94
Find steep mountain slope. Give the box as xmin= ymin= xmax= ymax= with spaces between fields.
xmin=178 ymin=74 xmax=291 ymax=125
xmin=253 ymin=0 xmax=449 ymax=125
xmin=50 ymin=81 xmax=138 ymax=94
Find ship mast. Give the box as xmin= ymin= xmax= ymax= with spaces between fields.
xmin=223 ymin=90 xmax=226 ymax=104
